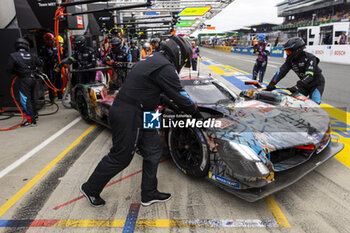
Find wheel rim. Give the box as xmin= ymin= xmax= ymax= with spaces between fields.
xmin=170 ymin=128 xmax=202 ymax=169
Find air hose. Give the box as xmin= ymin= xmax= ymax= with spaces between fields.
xmin=0 ymin=76 xmax=25 ymax=131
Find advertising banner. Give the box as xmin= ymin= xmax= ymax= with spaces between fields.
xmin=231 ymin=46 xmax=285 ymax=57
xmin=178 ymin=6 xmax=211 ymax=17
xmin=175 ymin=21 xmax=196 ymax=27
xmin=305 ymin=45 xmax=350 ymax=65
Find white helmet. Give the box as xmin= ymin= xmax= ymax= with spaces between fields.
xmin=144 ymin=42 xmax=150 ymax=48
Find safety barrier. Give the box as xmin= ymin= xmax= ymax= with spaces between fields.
xmin=305 ymin=45 xmax=350 ymax=65
xmin=206 ymin=45 xmax=285 ymax=58
xmin=205 ymin=44 xmax=350 ymax=64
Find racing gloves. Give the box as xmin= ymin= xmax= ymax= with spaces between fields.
xmin=287 ymin=85 xmax=299 ymax=93
xmin=266 ymin=83 xmax=276 ymax=91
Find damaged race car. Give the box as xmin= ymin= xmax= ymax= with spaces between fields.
xmin=71 ymin=71 xmax=344 ymax=202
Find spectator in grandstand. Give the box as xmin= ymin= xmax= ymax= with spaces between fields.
xmin=339 ymin=31 xmax=347 ymax=44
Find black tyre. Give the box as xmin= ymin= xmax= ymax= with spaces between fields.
xmin=75 ymin=89 xmax=90 ymax=122
xmin=168 ymin=127 xmax=210 ymax=177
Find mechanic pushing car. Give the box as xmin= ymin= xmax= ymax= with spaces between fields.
xmin=39 ymin=33 xmax=62 ymax=102
xmin=252 ymin=34 xmax=270 ymax=83
xmin=80 ymin=35 xmax=202 ymax=207
xmin=61 ymin=35 xmax=97 ymax=86
xmin=7 ymin=38 xmax=42 ymax=126
xmin=266 ymin=37 xmax=325 ymax=104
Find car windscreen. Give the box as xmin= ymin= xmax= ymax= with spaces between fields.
xmin=183 ymin=84 xmax=232 ymax=104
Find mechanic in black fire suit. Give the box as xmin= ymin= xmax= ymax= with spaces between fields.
xmin=39 ymin=32 xmax=62 ymax=102
xmin=61 ymin=35 xmax=96 ymax=86
xmin=80 ymin=35 xmax=201 ymax=207
xmin=266 ymin=37 xmax=325 ymax=104
xmin=7 ymin=38 xmax=42 ymax=126
xmin=106 ymin=37 xmax=131 ymax=88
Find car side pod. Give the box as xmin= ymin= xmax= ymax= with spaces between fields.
xmin=217 ymin=139 xmax=344 ymax=202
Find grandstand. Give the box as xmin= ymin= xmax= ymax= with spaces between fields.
xmin=274 ymin=0 xmax=350 ymax=30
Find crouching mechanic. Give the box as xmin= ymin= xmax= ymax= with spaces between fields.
xmin=266 ymin=37 xmax=325 ymax=104
xmin=80 ymin=35 xmax=201 ymax=207
xmin=7 ymin=38 xmax=42 ymax=126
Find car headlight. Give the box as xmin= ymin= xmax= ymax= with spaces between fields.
xmin=215 ymin=140 xmax=270 ymax=178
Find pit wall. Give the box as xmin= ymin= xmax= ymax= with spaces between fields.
xmin=304 ymin=45 xmax=350 ymax=65
xmin=204 ymin=44 xmax=350 ymax=64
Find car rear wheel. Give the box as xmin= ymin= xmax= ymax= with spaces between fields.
xmin=76 ymin=89 xmax=90 ymax=122
xmin=168 ymin=127 xmax=209 ymax=177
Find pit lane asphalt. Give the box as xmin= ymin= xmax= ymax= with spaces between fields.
xmin=200 ymin=47 xmax=350 ymax=111
xmin=0 ymin=58 xmax=349 ymax=233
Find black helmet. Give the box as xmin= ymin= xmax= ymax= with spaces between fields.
xmin=161 ymin=35 xmax=192 ymax=73
xmin=15 ymin=38 xmax=30 ymax=51
xmin=72 ymin=35 xmax=86 ymax=50
xmin=151 ymin=37 xmax=160 ymax=44
xmin=283 ymin=37 xmax=305 ymax=61
xmin=109 ymin=37 xmax=122 ymax=50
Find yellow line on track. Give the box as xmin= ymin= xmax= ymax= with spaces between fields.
xmin=321 ymin=104 xmax=350 ymax=168
xmin=53 ymin=219 xmax=125 ymax=227
xmin=265 ymin=196 xmax=291 ymax=227
xmin=0 ymin=124 xmax=97 ymax=218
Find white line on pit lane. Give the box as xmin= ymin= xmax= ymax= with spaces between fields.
xmin=0 ymin=117 xmax=82 ymax=179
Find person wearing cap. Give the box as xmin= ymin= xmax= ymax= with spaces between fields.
xmin=129 ymin=40 xmax=140 ymax=62
xmin=191 ymin=41 xmax=200 ymax=71
xmin=252 ymin=33 xmax=270 ymax=83
xmin=80 ymin=35 xmax=202 ymax=208
xmin=266 ymin=37 xmax=325 ymax=104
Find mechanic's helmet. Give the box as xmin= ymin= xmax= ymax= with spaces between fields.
xmin=72 ymin=35 xmax=86 ymax=50
xmin=15 ymin=38 xmax=30 ymax=51
xmin=161 ymin=35 xmax=193 ymax=73
xmin=58 ymin=35 xmax=64 ymax=44
xmin=143 ymin=42 xmax=150 ymax=48
xmin=283 ymin=37 xmax=306 ymax=61
xmin=43 ymin=33 xmax=55 ymax=47
xmin=192 ymin=41 xmax=196 ymax=45
xmin=151 ymin=37 xmax=161 ymax=44
xmin=258 ymin=34 xmax=266 ymax=41
xmin=109 ymin=37 xmax=122 ymax=51
xmin=131 ymin=40 xmax=137 ymax=45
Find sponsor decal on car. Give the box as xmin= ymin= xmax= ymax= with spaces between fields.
xmin=208 ymin=171 xmax=240 ymax=188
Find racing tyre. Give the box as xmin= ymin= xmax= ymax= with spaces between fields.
xmin=76 ymin=89 xmax=90 ymax=122
xmin=168 ymin=127 xmax=209 ymax=177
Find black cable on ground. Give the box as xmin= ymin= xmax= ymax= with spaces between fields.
xmin=0 ymin=113 xmax=15 ymax=121
xmin=7 ymin=100 xmax=59 ymax=118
